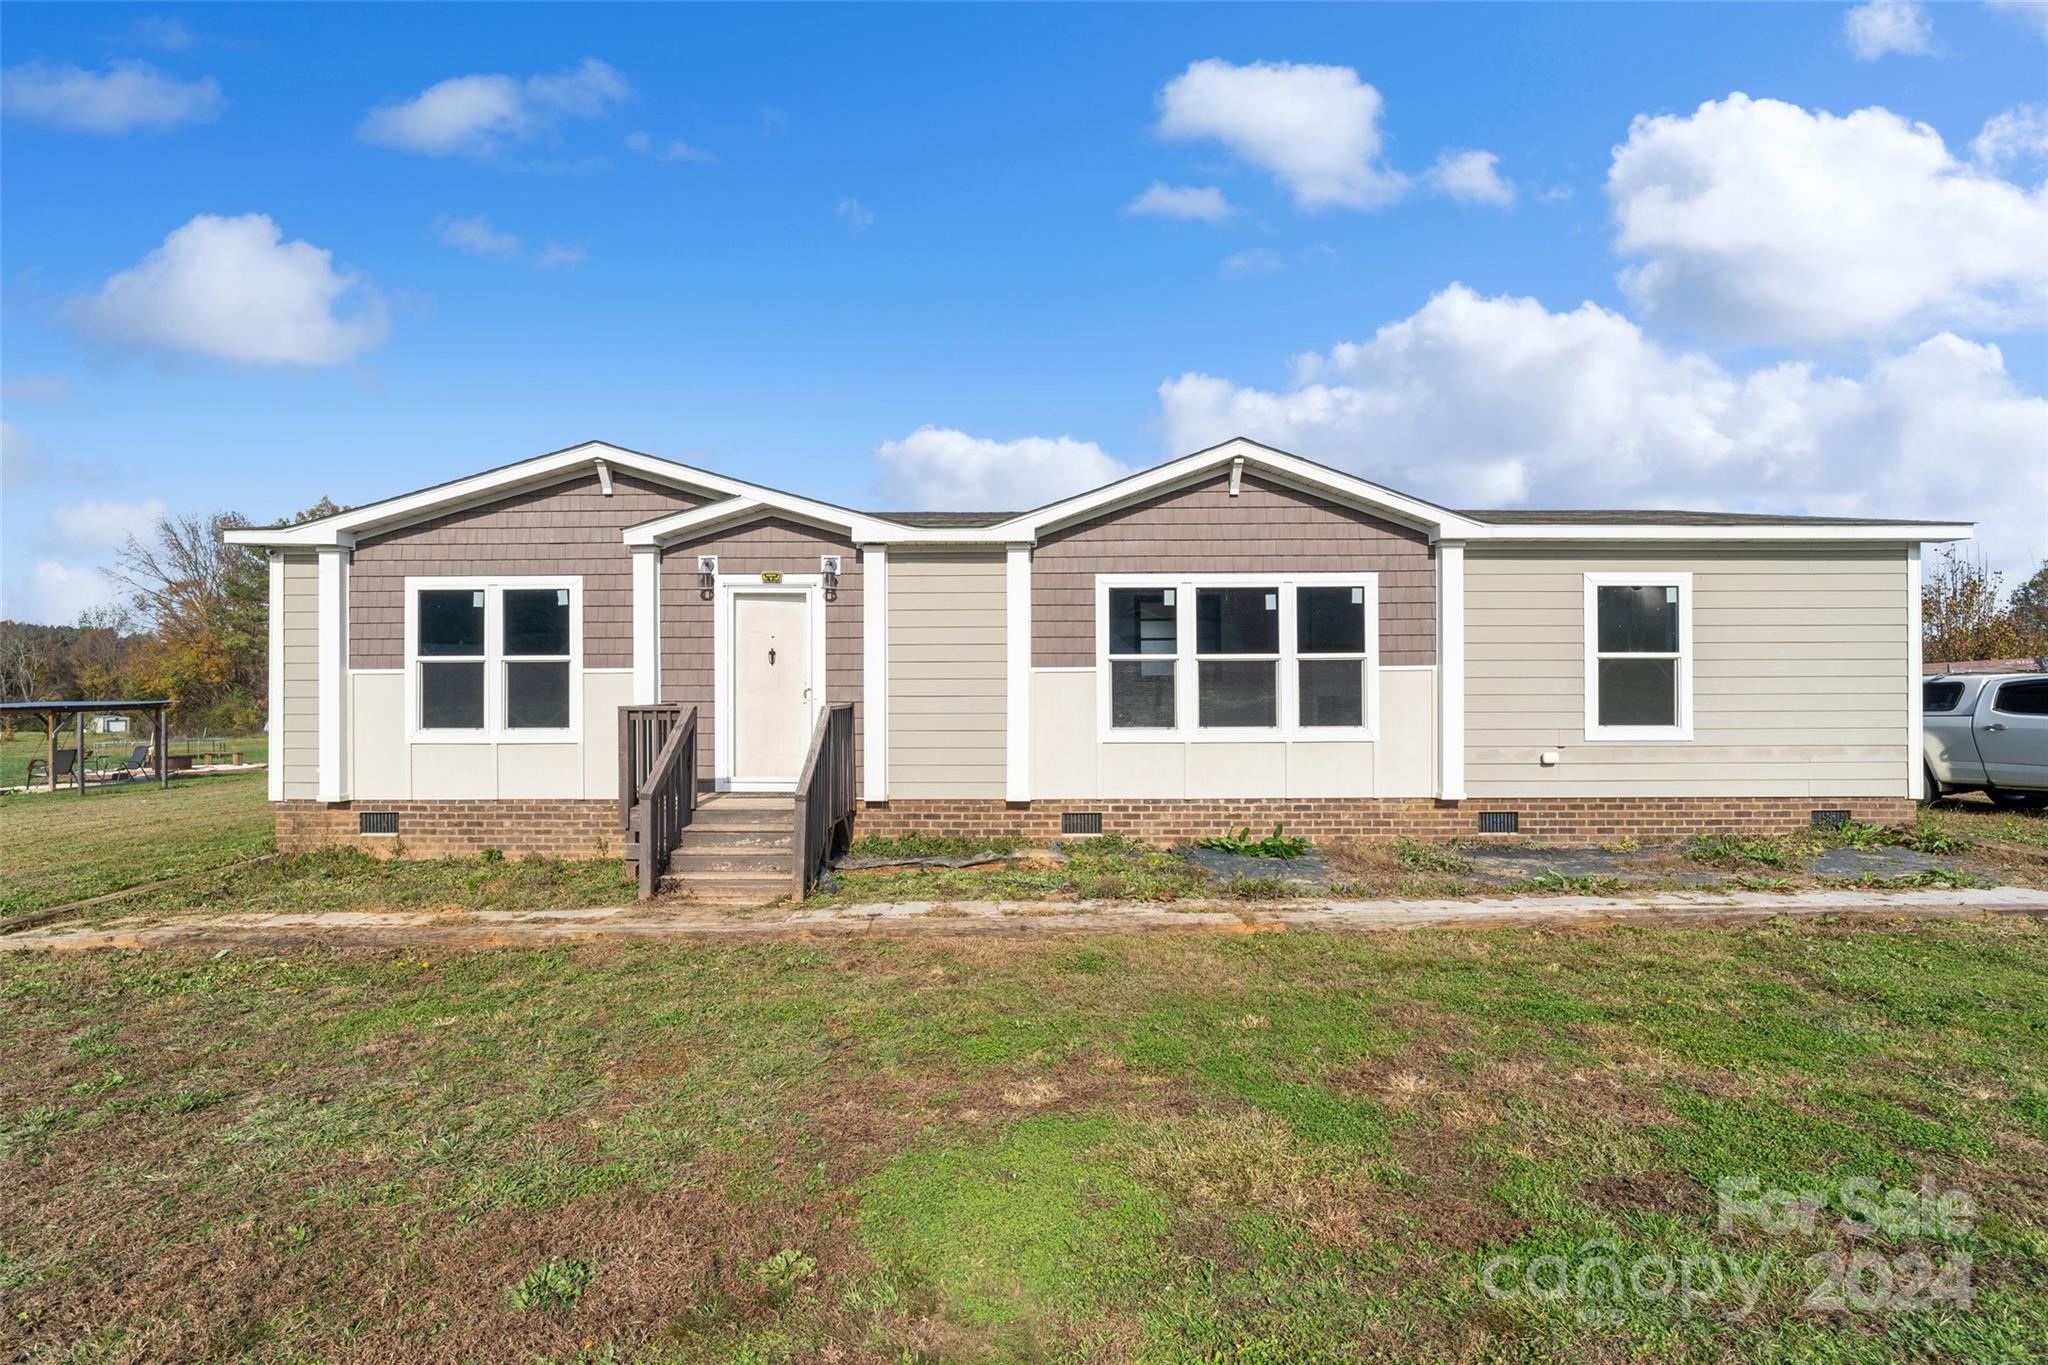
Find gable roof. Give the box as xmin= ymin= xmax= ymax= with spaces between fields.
xmin=223 ymin=435 xmax=1972 ymax=551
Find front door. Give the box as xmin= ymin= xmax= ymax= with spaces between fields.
xmin=732 ymin=591 xmax=811 ymax=784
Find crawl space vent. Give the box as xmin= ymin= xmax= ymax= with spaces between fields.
xmin=1810 ymin=809 xmax=1852 ymax=829
xmin=1061 ymin=811 xmax=1104 ymax=835
xmin=1476 ymin=811 xmax=1520 ymax=834
xmin=359 ymin=811 xmax=400 ymax=835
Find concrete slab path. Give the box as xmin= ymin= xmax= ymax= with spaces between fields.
xmin=5 ymin=886 xmax=2045 ymax=953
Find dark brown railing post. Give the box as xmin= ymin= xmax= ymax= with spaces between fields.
xmin=791 ymin=702 xmax=856 ymax=901
xmin=619 ymin=704 xmax=695 ymax=900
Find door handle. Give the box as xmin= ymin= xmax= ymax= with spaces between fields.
xmin=1984 ymin=722 xmax=2006 ymax=732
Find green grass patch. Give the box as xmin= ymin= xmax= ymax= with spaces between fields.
xmin=1197 ymin=823 xmax=1313 ymax=859
xmin=5 ymin=922 xmax=2046 ymax=1359
xmin=846 ymin=830 xmax=1026 ymax=859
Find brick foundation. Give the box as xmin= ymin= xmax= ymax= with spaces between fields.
xmin=854 ymin=796 xmax=1918 ymax=846
xmin=276 ymin=800 xmax=619 ymax=859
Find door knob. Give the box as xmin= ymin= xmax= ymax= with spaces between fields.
xmin=769 ymin=648 xmax=776 ymax=665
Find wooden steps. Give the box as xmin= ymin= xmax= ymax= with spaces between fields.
xmin=658 ymin=793 xmax=794 ymax=902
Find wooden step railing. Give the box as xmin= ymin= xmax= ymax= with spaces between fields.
xmin=791 ymin=702 xmax=855 ymax=899
xmin=619 ymin=704 xmax=696 ymax=899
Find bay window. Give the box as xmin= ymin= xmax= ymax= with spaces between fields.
xmin=1583 ymin=572 xmax=1691 ymax=740
xmin=408 ymin=577 xmax=581 ymax=739
xmin=1099 ymin=574 xmax=1378 ymax=739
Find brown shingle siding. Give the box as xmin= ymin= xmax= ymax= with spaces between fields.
xmin=349 ymin=471 xmax=709 ymax=670
xmin=1031 ymin=472 xmax=1437 ymax=668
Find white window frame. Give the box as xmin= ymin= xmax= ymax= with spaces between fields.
xmin=1095 ymin=572 xmax=1380 ymax=743
xmin=1583 ymin=571 xmax=1692 ymax=742
xmin=405 ymin=575 xmax=584 ymax=744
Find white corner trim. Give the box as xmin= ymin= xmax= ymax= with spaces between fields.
xmin=316 ymin=546 xmax=349 ymax=803
xmin=1436 ymin=542 xmax=1465 ymax=800
xmin=863 ymin=544 xmax=889 ymax=802
xmin=1907 ymin=544 xmax=1924 ymax=801
xmin=1006 ymin=544 xmax=1031 ymax=801
xmin=1581 ymin=571 xmax=1695 ymax=743
xmin=631 ymin=544 xmax=660 ymax=704
xmin=267 ymin=552 xmax=284 ymax=801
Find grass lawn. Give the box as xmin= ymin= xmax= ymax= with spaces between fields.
xmin=4 ymin=922 xmax=2045 ymax=1361
xmin=0 ymin=772 xmax=276 ymax=920
xmin=0 ymin=729 xmax=267 ymax=790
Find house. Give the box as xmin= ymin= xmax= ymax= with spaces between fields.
xmin=224 ymin=437 xmax=1969 ymax=892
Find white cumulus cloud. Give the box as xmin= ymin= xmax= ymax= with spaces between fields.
xmin=1608 ymin=93 xmax=2048 ymax=346
xmin=624 ymin=129 xmax=714 ymax=162
xmin=1428 ymin=149 xmax=1515 ymax=206
xmin=876 ymin=427 xmax=1129 ymax=511
xmin=1155 ymin=59 xmax=1408 ymax=211
xmin=358 ymin=57 xmax=629 ymax=158
xmin=1 ymin=561 xmax=120 ymax=626
xmin=1987 ymin=0 xmax=2048 ymax=39
xmin=1972 ymin=104 xmax=2048 ymax=169
xmin=1844 ymin=0 xmax=1935 ymax=59
xmin=1155 ymin=284 xmax=2048 ymax=577
xmin=49 ymin=498 xmax=169 ymax=550
xmin=436 ymin=214 xmax=521 ymax=258
xmin=68 ymin=213 xmax=388 ymax=366
xmin=1125 ymin=181 xmax=1235 ymax=222
xmin=0 ymin=59 xmax=222 ymax=134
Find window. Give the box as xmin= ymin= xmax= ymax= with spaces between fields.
xmin=1584 ymin=573 xmax=1691 ymax=740
xmin=1923 ymin=680 xmax=1966 ymax=714
xmin=1106 ymin=587 xmax=1177 ymax=729
xmin=409 ymin=578 xmax=580 ymax=739
xmin=1992 ymin=679 xmax=2048 ymax=716
xmin=1100 ymin=575 xmax=1378 ymax=739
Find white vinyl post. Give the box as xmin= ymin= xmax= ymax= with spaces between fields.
xmin=1005 ymin=543 xmax=1031 ymax=803
xmin=315 ymin=544 xmax=350 ymax=803
xmin=267 ymin=551 xmax=284 ymax=801
xmin=1907 ymin=544 xmax=1923 ymax=800
xmin=1436 ymin=541 xmax=1466 ymax=801
xmin=631 ymin=544 xmax=661 ymax=704
xmin=862 ymin=544 xmax=889 ymax=802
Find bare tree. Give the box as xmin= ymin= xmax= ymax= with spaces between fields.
xmin=1922 ymin=544 xmax=2023 ymax=665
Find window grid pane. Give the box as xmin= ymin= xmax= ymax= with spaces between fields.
xmin=421 ymin=661 xmax=485 ymax=730
xmin=1110 ymin=660 xmax=1176 ymax=728
xmin=1297 ymin=586 xmax=1366 ymax=654
xmin=1299 ymin=659 xmax=1364 ymax=727
xmin=418 ymin=590 xmax=484 ymax=656
xmin=504 ymin=587 xmax=571 ymax=656
xmin=1597 ymin=585 xmax=1679 ymax=654
xmin=1198 ymin=659 xmax=1277 ymax=728
xmin=506 ymin=660 xmax=571 ymax=729
xmin=1597 ymin=658 xmax=1677 ymax=728
xmin=1108 ymin=588 xmax=1177 ymax=656
xmin=1196 ymin=588 xmax=1279 ymax=656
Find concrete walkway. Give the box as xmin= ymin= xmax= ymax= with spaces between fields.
xmin=5 ymin=886 xmax=2045 ymax=953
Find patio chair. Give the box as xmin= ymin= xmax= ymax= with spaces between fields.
xmin=106 ymin=744 xmax=152 ymax=780
xmin=25 ymin=749 xmax=78 ymax=789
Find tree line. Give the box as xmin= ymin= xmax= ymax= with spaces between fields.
xmin=0 ymin=499 xmax=338 ymax=739
xmin=1922 ymin=546 xmax=2048 ymax=669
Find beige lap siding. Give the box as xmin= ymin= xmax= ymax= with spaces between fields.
xmin=1465 ymin=544 xmax=1912 ymax=797
xmin=349 ymin=470 xmax=712 ymax=669
xmin=658 ymin=518 xmax=863 ymax=789
xmin=279 ymin=553 xmax=321 ymax=799
xmin=888 ymin=550 xmax=1007 ymax=798
xmin=1031 ymin=470 xmax=1437 ymax=668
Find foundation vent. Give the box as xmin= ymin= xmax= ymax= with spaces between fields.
xmin=359 ymin=811 xmax=400 ymax=835
xmin=1476 ymin=811 xmax=1520 ymax=834
xmin=1810 ymin=809 xmax=1852 ymax=829
xmin=1061 ymin=811 xmax=1104 ymax=836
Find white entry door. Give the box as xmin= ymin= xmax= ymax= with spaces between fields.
xmin=731 ymin=592 xmax=812 ymax=784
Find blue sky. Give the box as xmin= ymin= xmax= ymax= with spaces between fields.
xmin=3 ymin=1 xmax=2045 ymax=624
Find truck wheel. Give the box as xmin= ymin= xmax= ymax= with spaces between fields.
xmin=1919 ymin=765 xmax=1942 ymax=808
xmin=1985 ymin=789 xmax=2046 ymax=812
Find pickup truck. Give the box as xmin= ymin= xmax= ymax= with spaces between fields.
xmin=1923 ymin=673 xmax=2048 ymax=809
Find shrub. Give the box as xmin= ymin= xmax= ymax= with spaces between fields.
xmin=1392 ymin=839 xmax=1470 ymax=874
xmin=1197 ymin=824 xmax=1311 ymax=859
